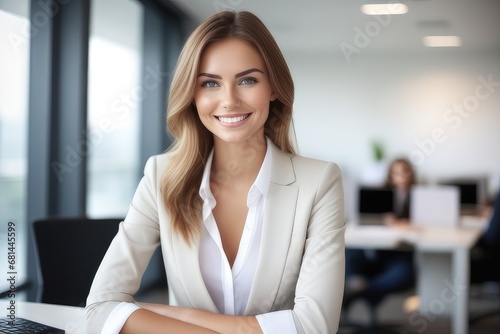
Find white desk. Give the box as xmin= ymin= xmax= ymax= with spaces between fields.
xmin=0 ymin=301 xmax=85 ymax=333
xmin=345 ymin=218 xmax=486 ymax=334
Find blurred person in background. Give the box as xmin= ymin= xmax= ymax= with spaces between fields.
xmin=344 ymin=158 xmax=416 ymax=309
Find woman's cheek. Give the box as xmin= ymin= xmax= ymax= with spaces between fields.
xmin=195 ymin=94 xmax=218 ymax=113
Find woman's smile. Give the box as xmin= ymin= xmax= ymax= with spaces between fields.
xmin=215 ymin=113 xmax=251 ymax=126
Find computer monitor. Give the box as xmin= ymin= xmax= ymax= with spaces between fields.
xmin=439 ymin=177 xmax=487 ymax=213
xmin=357 ymin=187 xmax=394 ymax=224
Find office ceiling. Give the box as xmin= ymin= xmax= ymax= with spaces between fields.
xmin=171 ymin=0 xmax=500 ymax=55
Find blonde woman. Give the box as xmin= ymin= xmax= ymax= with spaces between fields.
xmin=86 ymin=11 xmax=345 ymax=334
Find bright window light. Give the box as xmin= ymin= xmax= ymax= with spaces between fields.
xmin=423 ymin=36 xmax=462 ymax=47
xmin=86 ymin=0 xmax=143 ymax=218
xmin=0 ymin=3 xmax=30 ymax=290
xmin=361 ymin=3 xmax=408 ymax=15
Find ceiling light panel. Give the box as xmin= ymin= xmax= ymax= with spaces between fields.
xmin=423 ymin=36 xmax=462 ymax=47
xmin=361 ymin=3 xmax=409 ymax=15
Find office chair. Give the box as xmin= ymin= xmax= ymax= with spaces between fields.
xmin=469 ymin=191 xmax=500 ymax=325
xmin=340 ymin=297 xmax=412 ymax=334
xmin=33 ymin=217 xmax=122 ymax=307
xmin=340 ymin=248 xmax=416 ymax=334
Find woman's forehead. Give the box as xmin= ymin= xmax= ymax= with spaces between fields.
xmin=198 ymin=38 xmax=266 ymax=74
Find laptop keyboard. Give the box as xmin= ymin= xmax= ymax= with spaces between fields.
xmin=0 ymin=317 xmax=64 ymax=333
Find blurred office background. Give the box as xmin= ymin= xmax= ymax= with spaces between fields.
xmin=1 ymin=0 xmax=499 ymax=332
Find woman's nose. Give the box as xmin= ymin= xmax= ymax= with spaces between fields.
xmin=221 ymin=87 xmax=240 ymax=109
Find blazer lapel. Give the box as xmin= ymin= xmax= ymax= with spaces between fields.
xmin=172 ymin=234 xmax=219 ymax=312
xmin=245 ymin=143 xmax=298 ymax=315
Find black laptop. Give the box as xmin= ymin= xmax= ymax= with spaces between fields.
xmin=0 ymin=317 xmax=64 ymax=333
xmin=358 ymin=187 xmax=394 ymax=225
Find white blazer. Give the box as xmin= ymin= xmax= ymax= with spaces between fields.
xmin=86 ymin=142 xmax=345 ymax=333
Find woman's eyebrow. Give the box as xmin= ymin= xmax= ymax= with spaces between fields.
xmin=197 ymin=73 xmax=222 ymax=79
xmin=235 ymin=68 xmax=264 ymax=78
xmin=197 ymin=68 xmax=264 ymax=79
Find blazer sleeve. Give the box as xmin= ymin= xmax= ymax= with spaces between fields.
xmin=85 ymin=156 xmax=161 ymax=333
xmin=292 ymin=162 xmax=345 ymax=334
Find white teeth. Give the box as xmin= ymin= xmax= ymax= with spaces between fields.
xmin=217 ymin=114 xmax=249 ymax=124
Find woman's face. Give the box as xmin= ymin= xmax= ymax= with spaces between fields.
xmin=194 ymin=38 xmax=276 ymax=145
xmin=390 ymin=162 xmax=413 ymax=190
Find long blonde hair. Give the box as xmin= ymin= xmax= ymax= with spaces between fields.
xmin=162 ymin=10 xmax=295 ymax=244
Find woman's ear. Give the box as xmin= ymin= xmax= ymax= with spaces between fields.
xmin=270 ymin=92 xmax=277 ymax=102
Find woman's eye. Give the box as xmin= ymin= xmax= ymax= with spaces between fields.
xmin=240 ymin=78 xmax=257 ymax=85
xmin=201 ymin=81 xmax=219 ymax=88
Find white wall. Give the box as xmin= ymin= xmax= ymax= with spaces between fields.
xmin=286 ymin=50 xmax=500 ymax=200
xmin=285 ymin=50 xmax=500 ymax=219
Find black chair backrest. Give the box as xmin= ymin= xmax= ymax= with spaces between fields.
xmin=33 ymin=217 xmax=121 ymax=307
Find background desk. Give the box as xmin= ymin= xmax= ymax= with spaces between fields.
xmin=0 ymin=301 xmax=85 ymax=334
xmin=345 ymin=219 xmax=485 ymax=334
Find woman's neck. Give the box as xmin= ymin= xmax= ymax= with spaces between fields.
xmin=211 ymin=136 xmax=267 ymax=190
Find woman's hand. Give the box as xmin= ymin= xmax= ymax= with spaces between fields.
xmin=383 ymin=214 xmax=414 ymax=229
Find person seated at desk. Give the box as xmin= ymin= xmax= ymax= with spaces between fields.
xmin=344 ymin=158 xmax=416 ymax=307
xmin=383 ymin=158 xmax=414 ymax=226
xmin=85 ymin=10 xmax=346 ymax=334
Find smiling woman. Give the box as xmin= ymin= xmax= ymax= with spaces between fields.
xmin=86 ymin=10 xmax=346 ymax=334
